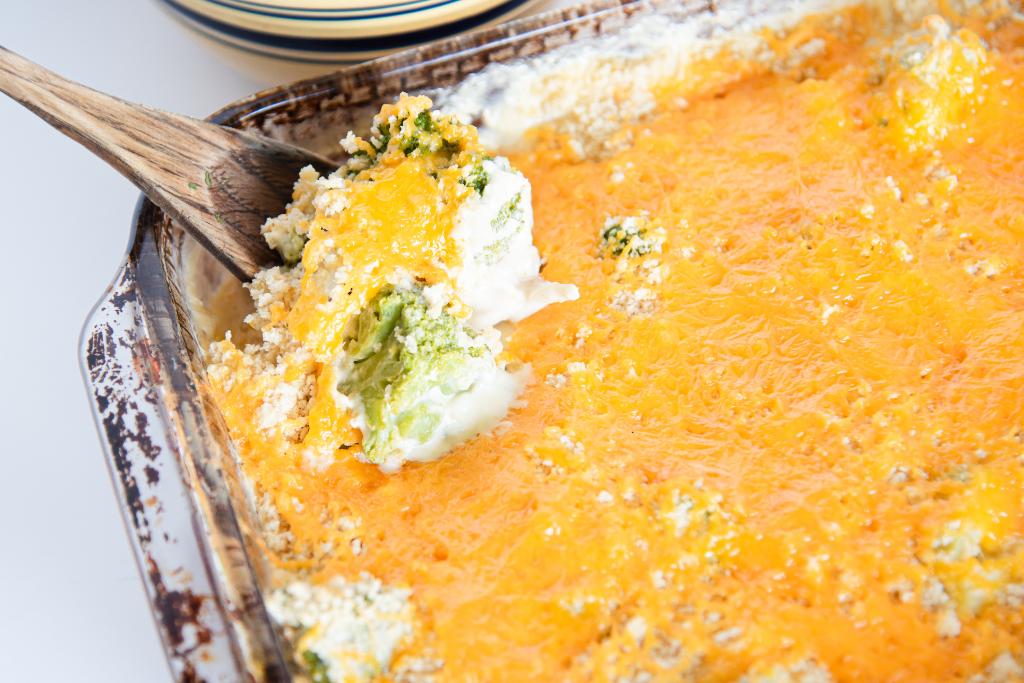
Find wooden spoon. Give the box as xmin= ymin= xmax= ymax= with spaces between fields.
xmin=0 ymin=45 xmax=336 ymax=280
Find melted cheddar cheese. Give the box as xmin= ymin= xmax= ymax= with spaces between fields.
xmin=210 ymin=6 xmax=1024 ymax=682
xmin=288 ymin=158 xmax=455 ymax=360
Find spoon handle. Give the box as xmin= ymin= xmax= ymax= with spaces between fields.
xmin=0 ymin=45 xmax=155 ymax=181
xmin=0 ymin=45 xmax=329 ymax=279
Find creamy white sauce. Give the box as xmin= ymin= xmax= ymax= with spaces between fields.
xmin=450 ymin=158 xmax=578 ymax=331
xmin=371 ymin=364 xmax=527 ymax=473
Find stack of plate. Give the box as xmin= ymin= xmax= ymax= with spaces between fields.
xmin=160 ymin=0 xmax=545 ymax=63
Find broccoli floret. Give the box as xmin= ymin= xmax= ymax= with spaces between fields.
xmin=301 ymin=650 xmax=331 ymax=683
xmin=371 ymin=123 xmax=392 ymax=153
xmin=470 ymin=191 xmax=526 ymax=266
xmin=460 ymin=160 xmax=489 ymax=196
xmin=276 ymin=233 xmax=307 ymax=265
xmin=397 ymin=116 xmax=463 ymax=158
xmin=414 ymin=110 xmax=435 ymax=132
xmin=599 ymin=215 xmax=664 ymax=258
xmin=441 ymin=139 xmax=461 ymax=155
xmin=340 ymin=96 xmax=474 ymax=175
xmin=491 ymin=193 xmax=522 ymax=231
xmin=339 ymin=287 xmax=494 ymax=466
xmin=400 ymin=133 xmax=461 ymax=158
xmin=401 ymin=136 xmax=420 ymax=155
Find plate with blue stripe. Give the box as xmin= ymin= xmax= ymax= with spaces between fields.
xmin=159 ymin=0 xmax=545 ymax=63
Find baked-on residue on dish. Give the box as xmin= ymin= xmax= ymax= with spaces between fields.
xmin=207 ymin=2 xmax=1024 ymax=681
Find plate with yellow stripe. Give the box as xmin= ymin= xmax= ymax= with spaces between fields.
xmin=160 ymin=0 xmax=545 ymax=63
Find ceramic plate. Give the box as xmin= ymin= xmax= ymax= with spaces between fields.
xmin=160 ymin=0 xmax=545 ymax=62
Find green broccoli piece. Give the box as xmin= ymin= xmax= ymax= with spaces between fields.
xmin=491 ymin=193 xmax=522 ymax=231
xmin=371 ymin=123 xmax=392 ymax=153
xmin=401 ymin=136 xmax=420 ymax=155
xmin=350 ymin=106 xmax=468 ymax=171
xmin=339 ymin=286 xmax=492 ymax=465
xmin=414 ymin=111 xmax=435 ymax=132
xmin=441 ymin=138 xmax=462 ymax=155
xmin=460 ymin=161 xmax=489 ymax=196
xmin=276 ymin=232 xmax=307 ymax=265
xmin=599 ymin=216 xmax=664 ymax=258
xmin=301 ymin=650 xmax=331 ymax=683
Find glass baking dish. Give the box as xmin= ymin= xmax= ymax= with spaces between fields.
xmin=80 ymin=0 xmax=814 ymax=678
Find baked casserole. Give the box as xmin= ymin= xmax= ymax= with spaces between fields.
xmin=199 ymin=1 xmax=1024 ymax=680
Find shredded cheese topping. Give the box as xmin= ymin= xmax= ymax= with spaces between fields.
xmin=207 ymin=3 xmax=1024 ymax=681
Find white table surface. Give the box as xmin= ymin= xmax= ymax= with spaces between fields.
xmin=0 ymin=1 xmax=566 ymax=680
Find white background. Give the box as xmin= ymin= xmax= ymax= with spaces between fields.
xmin=0 ymin=1 xmax=563 ymax=680
xmin=0 ymin=3 xmax=263 ymax=681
